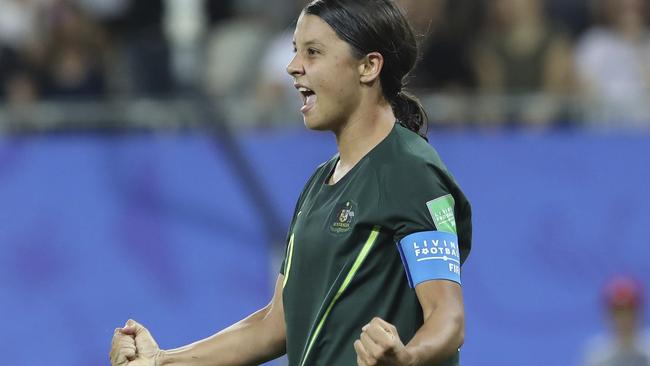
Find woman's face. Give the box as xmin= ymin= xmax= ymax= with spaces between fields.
xmin=287 ymin=14 xmax=363 ymax=131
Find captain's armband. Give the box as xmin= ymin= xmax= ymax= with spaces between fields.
xmin=397 ymin=231 xmax=461 ymax=288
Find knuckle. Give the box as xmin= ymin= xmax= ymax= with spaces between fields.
xmin=119 ymin=336 xmax=134 ymax=344
xmin=376 ymin=338 xmax=388 ymax=349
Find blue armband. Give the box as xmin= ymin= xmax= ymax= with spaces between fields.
xmin=397 ymin=231 xmax=461 ymax=288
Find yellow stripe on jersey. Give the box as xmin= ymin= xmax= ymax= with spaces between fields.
xmin=299 ymin=226 xmax=381 ymax=366
xmin=283 ymin=234 xmax=295 ymax=288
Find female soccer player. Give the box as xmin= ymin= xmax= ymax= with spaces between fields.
xmin=110 ymin=1 xmax=472 ymax=365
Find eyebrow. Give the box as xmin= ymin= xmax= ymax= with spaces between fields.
xmin=292 ymin=39 xmax=326 ymax=48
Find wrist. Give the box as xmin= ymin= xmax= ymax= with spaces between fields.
xmin=402 ymin=346 xmax=419 ymax=366
xmin=155 ymin=349 xmax=168 ymax=366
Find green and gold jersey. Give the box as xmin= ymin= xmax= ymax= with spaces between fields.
xmin=281 ymin=123 xmax=472 ymax=366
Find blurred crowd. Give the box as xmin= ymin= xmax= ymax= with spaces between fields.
xmin=0 ymin=0 xmax=649 ymax=129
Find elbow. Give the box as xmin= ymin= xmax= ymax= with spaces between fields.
xmin=452 ymin=310 xmax=465 ymax=351
xmin=456 ymin=324 xmax=465 ymax=350
xmin=422 ymin=306 xmax=465 ymax=358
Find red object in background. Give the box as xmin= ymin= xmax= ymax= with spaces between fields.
xmin=604 ymin=276 xmax=644 ymax=310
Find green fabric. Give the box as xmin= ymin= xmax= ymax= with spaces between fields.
xmin=426 ymin=194 xmax=457 ymax=234
xmin=300 ymin=226 xmax=381 ymax=366
xmin=281 ymin=123 xmax=472 ymax=365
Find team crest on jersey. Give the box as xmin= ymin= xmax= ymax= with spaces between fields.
xmin=329 ymin=200 xmax=357 ymax=234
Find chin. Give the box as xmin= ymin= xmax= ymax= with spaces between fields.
xmin=303 ymin=110 xmax=345 ymax=132
xmin=303 ymin=114 xmax=331 ymax=131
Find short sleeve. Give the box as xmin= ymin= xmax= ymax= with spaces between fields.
xmin=280 ymin=184 xmax=307 ymax=276
xmin=383 ymin=160 xmax=471 ymax=287
xmin=279 ymin=207 xmax=299 ymax=276
xmin=388 ymin=162 xmax=457 ymax=241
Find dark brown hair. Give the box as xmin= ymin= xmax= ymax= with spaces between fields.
xmin=304 ymin=0 xmax=428 ymax=139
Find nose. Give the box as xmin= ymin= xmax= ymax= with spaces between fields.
xmin=286 ymin=53 xmax=304 ymax=77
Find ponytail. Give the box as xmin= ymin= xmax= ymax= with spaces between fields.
xmin=392 ymin=90 xmax=428 ymax=141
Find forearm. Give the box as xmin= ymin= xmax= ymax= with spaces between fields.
xmin=158 ymin=307 xmax=286 ymax=366
xmin=404 ymin=307 xmax=464 ymax=366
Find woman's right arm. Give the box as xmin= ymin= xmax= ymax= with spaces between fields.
xmin=111 ymin=275 xmax=286 ymax=366
xmin=161 ymin=274 xmax=286 ymax=365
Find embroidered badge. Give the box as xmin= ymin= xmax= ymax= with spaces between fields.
xmin=329 ymin=200 xmax=357 ymax=234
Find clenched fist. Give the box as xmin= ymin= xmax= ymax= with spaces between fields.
xmin=353 ymin=317 xmax=414 ymax=366
xmin=109 ymin=319 xmax=163 ymax=366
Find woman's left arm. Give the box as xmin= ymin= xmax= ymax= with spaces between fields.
xmin=354 ymin=280 xmax=464 ymax=366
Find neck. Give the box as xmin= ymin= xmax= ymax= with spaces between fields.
xmin=333 ymin=98 xmax=395 ymax=169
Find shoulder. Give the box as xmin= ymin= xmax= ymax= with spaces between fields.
xmin=378 ymin=125 xmax=446 ymax=168
xmin=371 ymin=125 xmax=457 ymax=213
xmin=374 ymin=125 xmax=450 ymax=187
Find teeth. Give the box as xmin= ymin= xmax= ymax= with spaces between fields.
xmin=298 ymin=87 xmax=312 ymax=93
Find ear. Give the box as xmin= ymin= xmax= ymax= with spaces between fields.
xmin=358 ymin=52 xmax=384 ymax=84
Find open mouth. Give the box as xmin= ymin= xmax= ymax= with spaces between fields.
xmin=298 ymin=87 xmax=315 ymax=104
xmin=298 ymin=87 xmax=317 ymax=113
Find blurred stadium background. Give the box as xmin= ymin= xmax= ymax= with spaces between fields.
xmin=0 ymin=0 xmax=649 ymax=365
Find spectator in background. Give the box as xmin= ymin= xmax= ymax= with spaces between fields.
xmin=202 ymin=1 xmax=287 ymax=125
xmin=546 ymin=0 xmax=590 ymax=38
xmin=107 ymin=0 xmax=173 ymax=96
xmin=205 ymin=0 xmax=233 ymax=25
xmin=582 ymin=276 xmax=650 ymax=366
xmin=403 ymin=0 xmax=479 ymax=93
xmin=474 ymin=0 xmax=574 ymax=128
xmin=0 ymin=0 xmax=110 ymax=101
xmin=575 ymin=0 xmax=650 ymax=127
xmin=73 ymin=0 xmax=130 ymax=25
xmin=254 ymin=27 xmax=301 ymax=126
xmin=399 ymin=0 xmax=480 ymax=127
xmin=4 ymin=69 xmax=39 ymax=107
xmin=253 ymin=0 xmax=307 ymax=127
xmin=0 ymin=46 xmax=19 ymax=100
xmin=0 ymin=0 xmax=46 ymax=104
xmin=40 ymin=1 xmax=110 ymax=99
xmin=0 ymin=0 xmax=42 ymax=52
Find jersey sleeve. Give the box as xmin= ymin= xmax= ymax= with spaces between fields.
xmin=385 ymin=161 xmax=470 ymax=288
xmin=279 ymin=201 xmax=300 ymax=276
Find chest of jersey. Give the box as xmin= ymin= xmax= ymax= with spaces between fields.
xmin=290 ymin=161 xmax=382 ymax=272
